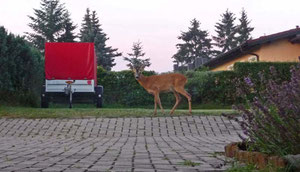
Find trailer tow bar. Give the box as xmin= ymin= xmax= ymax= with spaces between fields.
xmin=65 ymin=80 xmax=75 ymax=108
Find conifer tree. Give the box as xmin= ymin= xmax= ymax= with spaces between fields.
xmin=236 ymin=9 xmax=254 ymax=45
xmin=213 ymin=9 xmax=237 ymax=55
xmin=172 ymin=18 xmax=212 ymax=67
xmin=80 ymin=8 xmax=121 ymax=71
xmin=58 ymin=11 xmax=77 ymax=42
xmin=80 ymin=9 xmax=95 ymax=42
xmin=124 ymin=41 xmax=151 ymax=69
xmin=27 ymin=0 xmax=77 ymax=51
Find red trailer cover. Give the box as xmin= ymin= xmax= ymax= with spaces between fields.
xmin=45 ymin=43 xmax=97 ymax=84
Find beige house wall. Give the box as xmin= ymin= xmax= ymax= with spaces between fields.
xmin=211 ymin=54 xmax=253 ymax=71
xmin=257 ymin=39 xmax=300 ymax=62
xmin=211 ymin=39 xmax=300 ymax=71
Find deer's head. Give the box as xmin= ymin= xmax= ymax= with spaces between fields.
xmin=129 ymin=64 xmax=145 ymax=80
xmin=124 ymin=53 xmax=150 ymax=80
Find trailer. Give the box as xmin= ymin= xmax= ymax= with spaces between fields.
xmin=41 ymin=42 xmax=103 ymax=108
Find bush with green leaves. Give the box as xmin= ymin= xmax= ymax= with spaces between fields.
xmin=0 ymin=26 xmax=43 ymax=106
xmin=185 ymin=70 xmax=237 ymax=105
xmin=234 ymin=62 xmax=297 ymax=101
xmin=96 ymin=62 xmax=298 ymax=108
xmin=234 ymin=62 xmax=296 ymax=82
xmin=97 ymin=67 xmax=176 ymax=107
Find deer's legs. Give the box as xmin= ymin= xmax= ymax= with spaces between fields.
xmin=153 ymin=96 xmax=157 ymax=116
xmin=174 ymin=87 xmax=192 ymax=115
xmin=154 ymin=92 xmax=164 ymax=114
xmin=170 ymin=91 xmax=181 ymax=115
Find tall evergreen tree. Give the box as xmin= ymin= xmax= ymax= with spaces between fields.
xmin=58 ymin=11 xmax=77 ymax=42
xmin=80 ymin=8 xmax=122 ymax=71
xmin=124 ymin=41 xmax=151 ymax=69
xmin=172 ymin=18 xmax=212 ymax=67
xmin=27 ymin=0 xmax=77 ymax=51
xmin=236 ymin=9 xmax=254 ymax=45
xmin=80 ymin=9 xmax=95 ymax=42
xmin=213 ymin=9 xmax=237 ymax=55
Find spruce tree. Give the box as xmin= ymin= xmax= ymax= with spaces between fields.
xmin=124 ymin=41 xmax=151 ymax=69
xmin=80 ymin=9 xmax=96 ymax=42
xmin=236 ymin=9 xmax=254 ymax=45
xmin=172 ymin=18 xmax=212 ymax=67
xmin=58 ymin=11 xmax=77 ymax=42
xmin=80 ymin=8 xmax=122 ymax=71
xmin=213 ymin=9 xmax=238 ymax=55
xmin=27 ymin=0 xmax=77 ymax=51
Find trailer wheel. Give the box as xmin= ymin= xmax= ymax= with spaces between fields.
xmin=95 ymin=86 xmax=103 ymax=108
xmin=41 ymin=85 xmax=49 ymax=108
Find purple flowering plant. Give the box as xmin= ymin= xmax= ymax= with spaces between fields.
xmin=233 ymin=64 xmax=300 ymax=156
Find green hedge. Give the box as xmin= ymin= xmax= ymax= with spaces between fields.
xmin=233 ymin=62 xmax=298 ymax=101
xmin=234 ymin=62 xmax=297 ymax=82
xmin=97 ymin=67 xmax=175 ymax=108
xmin=0 ymin=26 xmax=44 ymax=106
xmin=97 ymin=68 xmax=237 ymax=108
xmin=185 ymin=70 xmax=237 ymax=105
xmin=96 ymin=62 xmax=298 ymax=108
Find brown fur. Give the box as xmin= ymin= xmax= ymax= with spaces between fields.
xmin=134 ymin=72 xmax=192 ymax=115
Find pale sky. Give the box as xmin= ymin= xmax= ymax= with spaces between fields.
xmin=0 ymin=0 xmax=299 ymax=72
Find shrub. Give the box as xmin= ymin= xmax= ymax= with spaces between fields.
xmin=234 ymin=62 xmax=297 ymax=100
xmin=97 ymin=68 xmax=176 ymax=107
xmin=96 ymin=62 xmax=298 ymax=108
xmin=233 ymin=64 xmax=300 ymax=156
xmin=185 ymin=70 xmax=215 ymax=104
xmin=185 ymin=70 xmax=237 ymax=105
xmin=213 ymin=71 xmax=239 ymax=104
xmin=234 ymin=62 xmax=297 ymax=81
xmin=0 ymin=26 xmax=43 ymax=106
xmin=96 ymin=62 xmax=297 ymax=108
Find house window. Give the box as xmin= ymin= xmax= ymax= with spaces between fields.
xmin=248 ymin=56 xmax=258 ymax=62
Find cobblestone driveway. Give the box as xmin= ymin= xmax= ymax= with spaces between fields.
xmin=0 ymin=116 xmax=242 ymax=172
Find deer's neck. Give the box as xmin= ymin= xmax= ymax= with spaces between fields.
xmin=137 ymin=74 xmax=149 ymax=88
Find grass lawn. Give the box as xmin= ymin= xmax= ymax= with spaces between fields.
xmin=0 ymin=105 xmax=237 ymax=119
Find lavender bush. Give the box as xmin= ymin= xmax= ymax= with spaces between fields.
xmin=234 ymin=64 xmax=300 ymax=156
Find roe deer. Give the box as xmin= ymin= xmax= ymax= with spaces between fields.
xmin=129 ymin=64 xmax=192 ymax=115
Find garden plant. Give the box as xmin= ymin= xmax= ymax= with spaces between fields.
xmin=232 ymin=63 xmax=300 ymax=170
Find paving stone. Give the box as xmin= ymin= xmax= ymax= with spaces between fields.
xmin=153 ymin=164 xmax=176 ymax=170
xmin=134 ymin=168 xmax=156 ymax=172
xmin=63 ymin=168 xmax=87 ymax=172
xmin=111 ymin=166 xmax=133 ymax=171
xmin=17 ymin=167 xmax=44 ymax=171
xmin=0 ymin=116 xmax=242 ymax=171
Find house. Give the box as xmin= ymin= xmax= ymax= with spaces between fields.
xmin=205 ymin=27 xmax=300 ymax=71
